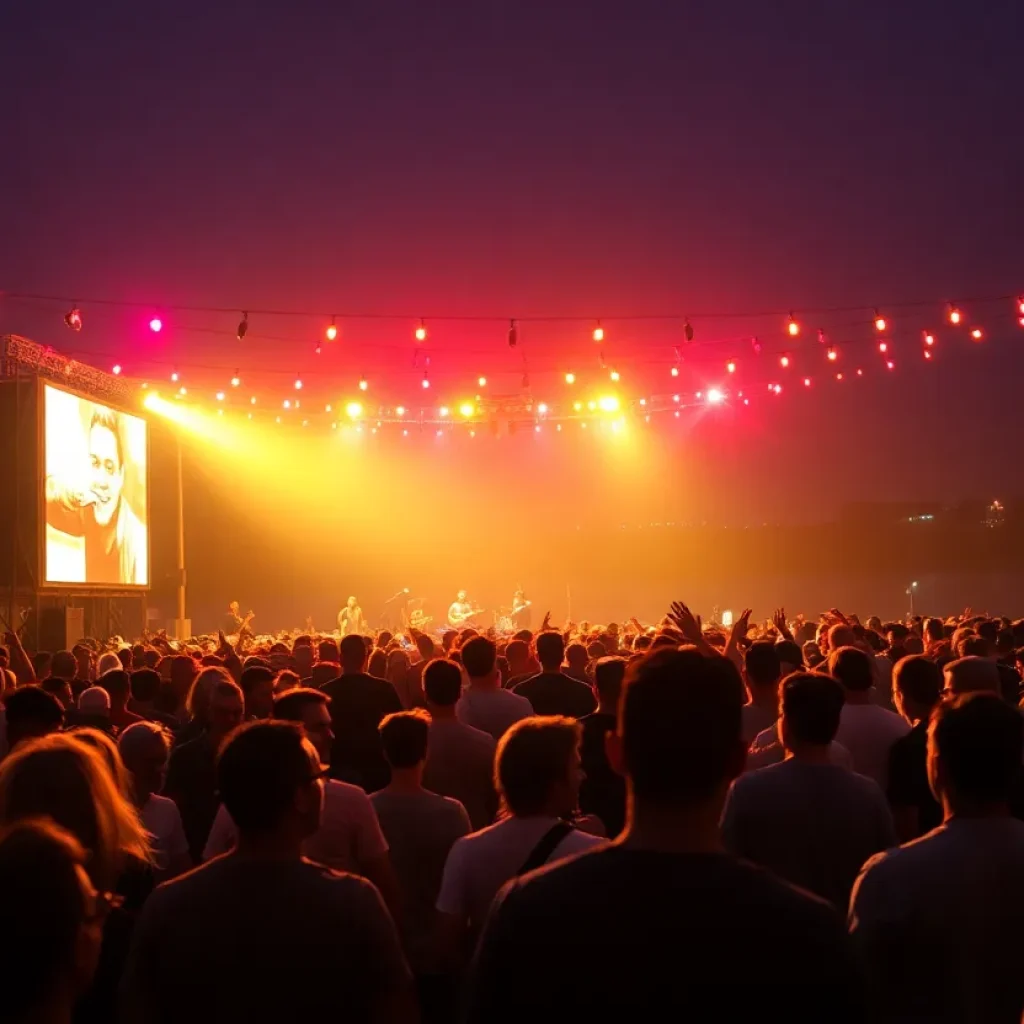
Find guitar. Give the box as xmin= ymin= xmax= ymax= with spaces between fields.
xmin=448 ymin=605 xmax=484 ymax=627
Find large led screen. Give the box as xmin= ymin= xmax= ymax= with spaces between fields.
xmin=43 ymin=383 xmax=149 ymax=587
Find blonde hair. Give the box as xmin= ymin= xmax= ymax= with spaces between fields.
xmin=186 ymin=665 xmax=232 ymax=719
xmin=69 ymin=728 xmax=134 ymax=801
xmin=0 ymin=733 xmax=151 ymax=888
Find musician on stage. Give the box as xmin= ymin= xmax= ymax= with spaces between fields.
xmin=511 ymin=589 xmax=533 ymax=630
xmin=338 ymin=596 xmax=368 ymax=636
xmin=223 ymin=601 xmax=253 ymax=636
xmin=448 ymin=590 xmax=479 ymax=628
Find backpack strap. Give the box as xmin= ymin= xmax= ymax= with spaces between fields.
xmin=516 ymin=821 xmax=575 ymax=876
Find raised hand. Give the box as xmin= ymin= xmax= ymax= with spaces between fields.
xmin=541 ymin=610 xmax=552 ymax=632
xmin=668 ymin=601 xmax=703 ymax=645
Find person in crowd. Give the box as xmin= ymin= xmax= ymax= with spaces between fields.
xmin=436 ymin=715 xmax=604 ymax=965
xmin=943 ymin=654 xmax=1001 ymax=697
xmin=851 ymin=693 xmax=1024 ymax=1023
xmin=513 ymin=631 xmax=597 ymax=718
xmin=2 ymin=684 xmax=64 ymax=751
xmin=50 ymin=649 xmax=80 ymax=698
xmin=42 ymin=670 xmax=75 ymax=710
xmin=887 ymin=655 xmax=943 ymax=841
xmin=164 ymin=673 xmax=244 ymax=863
xmin=740 ymin=641 xmax=783 ymax=745
xmin=564 ymin=642 xmax=590 ymax=683
xmin=722 ymin=672 xmax=896 ymax=908
xmin=464 ymin=646 xmax=864 ymax=1022
xmin=368 ymin=648 xmax=388 ymax=679
xmin=72 ymin=644 xmax=95 ymax=697
xmin=166 ymin=654 xmax=196 ymax=724
xmin=0 ymin=732 xmax=152 ymax=1022
xmin=578 ymin=656 xmax=627 ymax=838
xmin=203 ymin=688 xmax=397 ymax=909
xmin=96 ymin=652 xmax=122 ymax=679
xmin=120 ymin=720 xmax=416 ymax=1023
xmin=173 ymin=665 xmax=224 ymax=746
xmin=456 ymin=636 xmax=533 ymax=741
xmin=372 ymin=710 xmax=472 ymax=1015
xmin=829 ymin=646 xmax=909 ymax=787
xmin=118 ymin=722 xmax=190 ymax=881
xmin=0 ymin=819 xmax=108 ymax=1024
xmin=387 ymin=648 xmax=424 ymax=709
xmin=238 ymin=664 xmax=275 ymax=720
xmin=320 ymin=633 xmax=403 ymax=792
xmin=97 ymin=670 xmax=144 ymax=733
xmin=74 ymin=686 xmax=116 ymax=735
xmin=127 ymin=668 xmax=178 ymax=729
xmin=422 ymin=658 xmax=497 ymax=831
xmin=503 ymin=638 xmax=535 ymax=688
xmin=774 ymin=637 xmax=804 ymax=678
xmin=407 ymin=630 xmax=438 ymax=689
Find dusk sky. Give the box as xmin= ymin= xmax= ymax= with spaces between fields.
xmin=4 ymin=0 xmax=1023 ymax=520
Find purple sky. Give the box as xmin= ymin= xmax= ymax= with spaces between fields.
xmin=3 ymin=0 xmax=1023 ymax=519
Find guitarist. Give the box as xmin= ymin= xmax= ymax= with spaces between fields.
xmin=222 ymin=600 xmax=254 ymax=636
xmin=448 ymin=590 xmax=481 ymax=628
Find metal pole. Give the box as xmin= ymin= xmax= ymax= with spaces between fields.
xmin=175 ymin=436 xmax=186 ymax=632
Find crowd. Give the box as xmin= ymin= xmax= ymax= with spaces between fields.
xmin=2 ymin=603 xmax=1024 ymax=1022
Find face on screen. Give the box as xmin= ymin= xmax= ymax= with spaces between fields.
xmin=88 ymin=423 xmax=124 ymax=526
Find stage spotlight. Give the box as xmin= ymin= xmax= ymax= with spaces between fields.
xmin=64 ymin=306 xmax=83 ymax=331
xmin=459 ymin=402 xmax=475 ymax=418
xmin=237 ymin=312 xmax=249 ymax=340
xmin=216 ymin=391 xmax=225 ymax=401
xmin=598 ymin=396 xmax=619 ymax=412
xmin=573 ymin=401 xmax=583 ymax=411
xmin=294 ymin=377 xmax=303 ymax=390
xmin=171 ymin=371 xmax=179 ymax=382
xmin=439 ymin=406 xmax=450 ymax=418
xmin=706 ymin=387 xmax=725 ymax=405
xmin=878 ymin=340 xmax=888 ymax=353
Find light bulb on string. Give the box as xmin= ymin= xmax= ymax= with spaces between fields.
xmin=216 ymin=391 xmax=225 ymax=401
xmin=237 ymin=312 xmax=249 ymax=340
xmin=283 ymin=399 xmax=291 ymax=409
xmin=148 ymin=317 xmax=163 ymax=333
xmin=112 ymin=364 xmax=122 ymax=375
xmin=948 ymin=303 xmax=962 ymax=325
xmin=923 ymin=332 xmax=935 ymax=347
xmin=415 ymin=319 xmax=427 ymax=342
xmin=231 ymin=371 xmax=241 ymax=387
xmin=826 ymin=346 xmax=838 ymax=362
xmin=592 ymin=321 xmax=604 ymax=343
xmin=670 ymin=365 xmax=680 ymax=377
xmin=421 ymin=371 xmax=430 ymax=389
xmin=359 ymin=375 xmax=368 ymax=392
xmin=565 ymin=371 xmax=576 ymax=385
xmin=780 ymin=354 xmax=790 ymax=368
xmin=250 ymin=396 xmax=257 ymax=405
xmin=326 ymin=317 xmax=338 ymax=342
xmin=684 ymin=319 xmax=694 ymax=343
xmin=294 ymin=376 xmax=303 ymax=390
xmin=836 ymin=372 xmax=844 ymax=381
xmin=803 ymin=377 xmax=812 ymax=387
xmin=64 ymin=306 xmax=83 ymax=331
xmin=878 ymin=340 xmax=888 ymax=353
xmin=508 ymin=320 xmax=517 ymax=348
xmin=1016 ymin=297 xmax=1024 ymax=317
xmin=856 ymin=368 xmax=864 ymax=377
xmin=170 ymin=370 xmax=179 ymax=383
xmin=609 ymin=369 xmax=621 ymax=382
xmin=537 ymin=402 xmax=548 ymax=415
xmin=726 ymin=361 xmax=736 ymax=374
xmin=786 ymin=313 xmax=800 ymax=337
xmin=886 ymin=360 xmax=895 ymax=370
xmin=970 ymin=327 xmax=983 ymax=341
xmin=924 ymin=350 xmax=933 ymax=360
xmin=396 ymin=406 xmax=406 ymax=417
xmin=873 ymin=310 xmax=887 ymax=332
xmin=178 ymin=386 xmax=187 ymax=396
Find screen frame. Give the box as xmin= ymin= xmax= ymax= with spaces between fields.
xmin=37 ymin=377 xmax=152 ymax=592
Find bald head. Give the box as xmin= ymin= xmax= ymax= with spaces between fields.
xmin=943 ymin=656 xmax=1000 ymax=698
xmin=827 ymin=624 xmax=858 ymax=652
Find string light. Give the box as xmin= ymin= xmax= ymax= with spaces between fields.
xmin=787 ymin=313 xmax=800 ymax=337
xmin=283 ymin=399 xmax=291 ymax=409
xmin=948 ymin=304 xmax=962 ymax=325
xmin=856 ymin=368 xmax=864 ymax=377
xmin=237 ymin=312 xmax=249 ymax=340
xmin=294 ymin=377 xmax=303 ymax=390
xmin=573 ymin=401 xmax=583 ymax=411
xmin=684 ymin=319 xmax=694 ymax=342
xmin=923 ymin=332 xmax=935 ymax=347
xmin=231 ymin=371 xmax=241 ymax=386
xmin=886 ymin=360 xmax=895 ymax=370
xmin=537 ymin=402 xmax=548 ymax=414
xmin=836 ymin=372 xmax=844 ymax=381
xmin=826 ymin=346 xmax=838 ymax=361
xmin=179 ymin=386 xmax=188 ymax=396
xmin=780 ymin=354 xmax=790 ymax=368
xmin=148 ymin=317 xmax=163 ymax=333
xmin=396 ymin=406 xmax=406 ymax=417
xmin=415 ymin=319 xmax=427 ymax=342
xmin=346 ymin=402 xmax=362 ymax=419
xmin=873 ymin=310 xmax=887 ymax=332
xmin=706 ymin=388 xmax=725 ymax=405
xmin=508 ymin=320 xmax=518 ymax=348
xmin=359 ymin=375 xmax=368 ymax=391
xmin=670 ymin=366 xmax=680 ymax=377
xmin=439 ymin=405 xmax=450 ymax=418
xmin=565 ymin=372 xmax=576 ymax=385
xmin=326 ymin=317 xmax=338 ymax=342
xmin=610 ymin=369 xmax=621 ymax=382
xmin=878 ymin=340 xmax=888 ymax=353
xmin=924 ymin=350 xmax=933 ymax=360
xmin=112 ymin=364 xmax=122 ymax=375
xmin=216 ymin=391 xmax=225 ymax=401
xmin=421 ymin=372 xmax=430 ymax=389
xmin=803 ymin=377 xmax=812 ymax=387
xmin=170 ymin=371 xmax=179 ymax=382
xmin=970 ymin=327 xmax=983 ymax=341
xmin=325 ymin=404 xmax=332 ymax=413
xmin=64 ymin=306 xmax=82 ymax=331
xmin=1017 ymin=297 xmax=1024 ymax=317
xmin=592 ymin=322 xmax=604 ymax=343
xmin=250 ymin=396 xmax=257 ymax=405
xmin=726 ymin=361 xmax=736 ymax=374
xmin=478 ymin=375 xmax=487 ymax=387
xmin=459 ymin=402 xmax=475 ymax=418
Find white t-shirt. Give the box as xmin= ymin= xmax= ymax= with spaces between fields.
xmin=834 ymin=703 xmax=910 ymax=788
xmin=746 ymin=724 xmax=853 ymax=771
xmin=456 ymin=687 xmax=534 ymax=741
xmin=203 ymin=778 xmax=389 ymax=873
xmin=436 ymin=815 xmax=605 ymax=931
xmin=141 ymin=793 xmax=190 ymax=874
